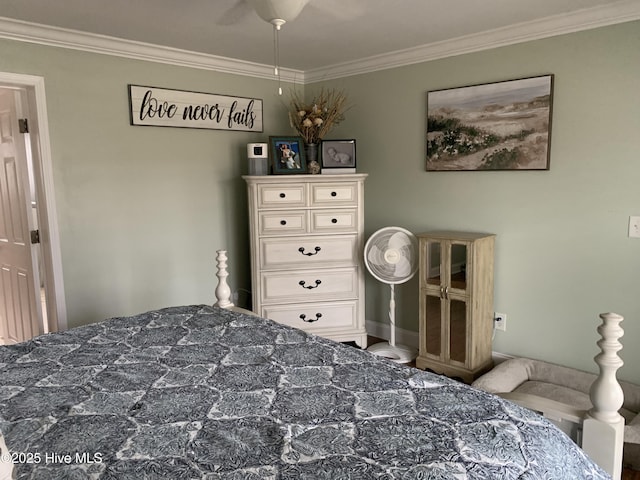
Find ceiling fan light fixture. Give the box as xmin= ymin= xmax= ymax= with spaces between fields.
xmin=247 ymin=0 xmax=309 ymax=24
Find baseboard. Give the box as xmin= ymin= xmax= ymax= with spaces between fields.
xmin=492 ymin=351 xmax=515 ymax=365
xmin=366 ymin=319 xmax=514 ymax=367
xmin=366 ymin=320 xmax=419 ymax=349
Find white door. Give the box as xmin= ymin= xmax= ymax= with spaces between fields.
xmin=0 ymin=88 xmax=42 ymax=344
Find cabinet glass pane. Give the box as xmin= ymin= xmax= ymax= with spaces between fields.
xmin=426 ymin=240 xmax=442 ymax=286
xmin=425 ymin=294 xmax=441 ymax=355
xmin=449 ymin=299 xmax=466 ymax=363
xmin=450 ymin=243 xmax=467 ymax=290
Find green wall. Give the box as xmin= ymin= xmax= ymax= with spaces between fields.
xmin=1 ymin=20 xmax=638 ymax=383
xmin=319 ymin=21 xmax=640 ymax=383
xmin=0 ymin=38 xmax=291 ymax=327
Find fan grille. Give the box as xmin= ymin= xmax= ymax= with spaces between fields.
xmin=365 ymin=227 xmax=418 ymax=284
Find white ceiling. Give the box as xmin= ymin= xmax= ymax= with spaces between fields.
xmin=1 ymin=0 xmax=639 ymax=79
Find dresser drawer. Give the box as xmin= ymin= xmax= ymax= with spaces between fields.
xmin=310 ymin=182 xmax=358 ymax=207
xmin=260 ymin=235 xmax=358 ymax=270
xmin=261 ymin=267 xmax=358 ymax=303
xmin=311 ymin=209 xmax=357 ymax=233
xmin=262 ymin=301 xmax=357 ymax=331
xmin=259 ymin=211 xmax=307 ymax=235
xmin=257 ymin=184 xmax=306 ymax=208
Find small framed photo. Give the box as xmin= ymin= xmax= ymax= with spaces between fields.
xmin=321 ymin=139 xmax=356 ymax=173
xmin=269 ymin=136 xmax=307 ymax=174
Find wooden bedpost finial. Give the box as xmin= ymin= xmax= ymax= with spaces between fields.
xmin=583 ymin=312 xmax=625 ymax=480
xmin=214 ymin=250 xmax=234 ymax=308
xmin=589 ymin=312 xmax=624 ymax=423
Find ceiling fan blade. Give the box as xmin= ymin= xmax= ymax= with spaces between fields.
xmin=217 ymin=0 xmax=253 ymax=25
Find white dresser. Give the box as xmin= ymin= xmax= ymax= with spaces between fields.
xmin=243 ymin=174 xmax=367 ymax=347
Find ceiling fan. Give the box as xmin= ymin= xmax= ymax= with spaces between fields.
xmin=219 ymin=0 xmax=363 ymax=93
xmin=220 ymin=0 xmax=311 ymax=94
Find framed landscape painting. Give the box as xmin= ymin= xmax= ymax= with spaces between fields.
xmin=426 ymin=75 xmax=554 ymax=171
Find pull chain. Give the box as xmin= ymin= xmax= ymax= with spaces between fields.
xmin=272 ymin=21 xmax=284 ymax=95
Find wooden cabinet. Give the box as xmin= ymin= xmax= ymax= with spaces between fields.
xmin=416 ymin=231 xmax=495 ymax=383
xmin=244 ymin=174 xmax=367 ymax=347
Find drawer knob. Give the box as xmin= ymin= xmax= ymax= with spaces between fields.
xmin=279 ymin=193 xmax=286 ymax=198
xmin=299 ymin=279 xmax=321 ymax=289
xmin=280 ymin=220 xmax=287 ymax=225
xmin=300 ymin=313 xmax=322 ymax=323
xmin=331 ymin=191 xmax=337 ymax=197
xmin=331 ymin=218 xmax=338 ymax=224
xmin=298 ymin=246 xmax=321 ymax=256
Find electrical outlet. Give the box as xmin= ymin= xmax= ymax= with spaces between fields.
xmin=494 ymin=313 xmax=507 ymax=332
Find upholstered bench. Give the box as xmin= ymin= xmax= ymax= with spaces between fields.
xmin=472 ymin=357 xmax=640 ymax=469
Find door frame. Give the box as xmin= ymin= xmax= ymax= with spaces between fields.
xmin=0 ymin=72 xmax=66 ymax=332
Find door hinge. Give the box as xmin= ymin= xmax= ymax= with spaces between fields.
xmin=19 ymin=118 xmax=29 ymax=134
xmin=30 ymin=229 xmax=40 ymax=244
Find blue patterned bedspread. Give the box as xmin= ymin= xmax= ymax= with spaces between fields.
xmin=0 ymin=305 xmax=608 ymax=479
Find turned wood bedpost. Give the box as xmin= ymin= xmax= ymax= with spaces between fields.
xmin=214 ymin=250 xmax=234 ymax=308
xmin=582 ymin=312 xmax=625 ymax=480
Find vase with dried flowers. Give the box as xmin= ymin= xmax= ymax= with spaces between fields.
xmin=288 ymin=88 xmax=349 ymax=170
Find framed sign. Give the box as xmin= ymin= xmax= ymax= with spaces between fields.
xmin=128 ymin=85 xmax=263 ymax=132
xmin=426 ymin=75 xmax=553 ymax=171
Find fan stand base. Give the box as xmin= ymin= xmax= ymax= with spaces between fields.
xmin=367 ymin=342 xmax=417 ymax=364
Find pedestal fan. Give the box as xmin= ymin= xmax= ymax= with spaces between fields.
xmin=364 ymin=226 xmax=418 ymax=363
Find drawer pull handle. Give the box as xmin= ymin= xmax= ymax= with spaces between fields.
xmin=279 ymin=193 xmax=286 ymax=198
xmin=299 ymin=279 xmax=321 ymax=289
xmin=300 ymin=313 xmax=322 ymax=323
xmin=298 ymin=246 xmax=321 ymax=256
xmin=280 ymin=220 xmax=287 ymax=225
xmin=331 ymin=218 xmax=338 ymax=224
xmin=331 ymin=191 xmax=337 ymax=197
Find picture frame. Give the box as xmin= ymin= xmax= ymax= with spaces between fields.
xmin=269 ymin=136 xmax=307 ymax=174
xmin=321 ymin=139 xmax=356 ymax=173
xmin=426 ymin=74 xmax=554 ymax=171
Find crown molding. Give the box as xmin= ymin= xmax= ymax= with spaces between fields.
xmin=0 ymin=16 xmax=305 ymax=83
xmin=304 ymin=0 xmax=640 ymax=83
xmin=2 ymin=0 xmax=639 ymax=85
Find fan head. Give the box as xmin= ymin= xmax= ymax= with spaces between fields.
xmin=364 ymin=227 xmax=418 ymax=284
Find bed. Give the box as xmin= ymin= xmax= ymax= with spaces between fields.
xmin=0 ymin=253 xmax=620 ymax=479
